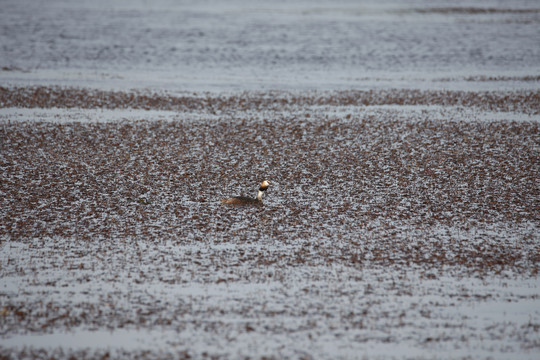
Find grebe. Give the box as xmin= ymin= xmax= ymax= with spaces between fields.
xmin=221 ymin=180 xmax=270 ymax=205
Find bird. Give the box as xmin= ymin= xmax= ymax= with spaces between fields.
xmin=221 ymin=180 xmax=270 ymax=205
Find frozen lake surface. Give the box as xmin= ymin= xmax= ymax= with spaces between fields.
xmin=1 ymin=0 xmax=539 ymax=359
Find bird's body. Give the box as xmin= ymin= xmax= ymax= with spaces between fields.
xmin=221 ymin=180 xmax=270 ymax=205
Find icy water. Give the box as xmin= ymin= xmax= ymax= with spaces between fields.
xmin=1 ymin=0 xmax=540 ymax=359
